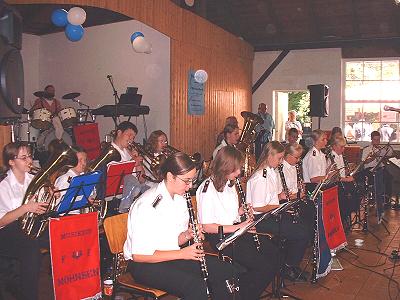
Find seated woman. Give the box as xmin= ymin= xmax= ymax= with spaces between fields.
xmin=145 ymin=130 xmax=169 ymax=156
xmin=123 ymin=152 xmax=237 ymax=300
xmin=0 ymin=142 xmax=49 ymax=300
xmin=196 ymin=146 xmax=278 ymax=300
xmin=246 ymin=141 xmax=310 ymax=282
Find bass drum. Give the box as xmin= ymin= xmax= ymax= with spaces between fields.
xmin=37 ymin=128 xmax=72 ymax=151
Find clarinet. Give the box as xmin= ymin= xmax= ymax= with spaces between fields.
xmin=295 ymin=159 xmax=306 ymax=202
xmin=234 ymin=178 xmax=261 ymax=252
xmin=278 ymin=164 xmax=299 ymax=223
xmin=184 ymin=192 xmax=212 ymax=299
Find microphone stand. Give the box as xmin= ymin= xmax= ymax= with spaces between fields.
xmin=107 ymin=75 xmax=120 ymax=128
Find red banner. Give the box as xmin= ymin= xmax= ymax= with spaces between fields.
xmin=50 ymin=212 xmax=101 ymax=300
xmin=73 ymin=123 xmax=101 ymax=160
xmin=322 ymin=185 xmax=347 ymax=252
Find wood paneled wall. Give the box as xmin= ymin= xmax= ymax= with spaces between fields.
xmin=8 ymin=0 xmax=254 ymax=159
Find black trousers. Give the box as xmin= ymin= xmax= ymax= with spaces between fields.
xmin=0 ymin=222 xmax=42 ymax=300
xmin=338 ymin=182 xmax=361 ymax=222
xmin=255 ymin=213 xmax=310 ymax=266
xmin=128 ymin=255 xmax=237 ymax=300
xmin=208 ymin=233 xmax=279 ymax=300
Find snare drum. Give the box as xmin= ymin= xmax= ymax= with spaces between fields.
xmin=14 ymin=122 xmax=40 ymax=143
xmin=58 ymin=107 xmax=78 ymax=128
xmin=31 ymin=108 xmax=52 ymax=130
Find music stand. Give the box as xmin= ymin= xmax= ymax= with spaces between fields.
xmin=56 ymin=171 xmax=102 ymax=215
xmin=106 ymin=161 xmax=136 ymax=198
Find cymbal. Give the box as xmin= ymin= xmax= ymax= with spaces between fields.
xmin=62 ymin=92 xmax=81 ymax=99
xmin=33 ymin=91 xmax=46 ymax=98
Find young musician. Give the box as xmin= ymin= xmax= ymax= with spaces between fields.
xmin=145 ymin=130 xmax=168 ymax=155
xmin=362 ymin=131 xmax=394 ymax=169
xmin=54 ymin=146 xmax=95 ymax=214
xmin=216 ymin=116 xmax=239 ymax=146
xmin=111 ymin=121 xmax=150 ymax=212
xmin=246 ymin=141 xmax=309 ymax=281
xmin=123 ymin=152 xmax=237 ymax=300
xmin=282 ymin=128 xmax=299 ymax=145
xmin=196 ymin=146 xmax=278 ymax=300
xmin=0 ymin=142 xmax=48 ymax=300
xmin=329 ymin=136 xmax=360 ymax=228
xmin=302 ymin=129 xmax=329 ymax=193
xmin=212 ymin=124 xmax=240 ymax=159
xmin=281 ymin=143 xmax=315 ymax=239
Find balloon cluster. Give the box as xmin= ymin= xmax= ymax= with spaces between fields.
xmin=51 ymin=7 xmax=86 ymax=42
xmin=130 ymin=32 xmax=152 ymax=54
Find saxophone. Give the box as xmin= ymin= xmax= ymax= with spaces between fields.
xmin=234 ymin=178 xmax=261 ymax=251
xmin=277 ymin=164 xmax=300 ymax=223
xmin=184 ymin=192 xmax=212 ymax=299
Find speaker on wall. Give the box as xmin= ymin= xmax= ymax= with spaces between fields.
xmin=0 ymin=3 xmax=24 ymax=124
xmin=308 ymin=84 xmax=329 ymax=117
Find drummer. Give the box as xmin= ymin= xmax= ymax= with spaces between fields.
xmin=31 ymin=85 xmax=62 ymax=115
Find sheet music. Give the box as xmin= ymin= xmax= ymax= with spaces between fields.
xmin=389 ymin=157 xmax=400 ymax=169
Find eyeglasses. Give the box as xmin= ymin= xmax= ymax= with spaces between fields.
xmin=176 ymin=176 xmax=197 ymax=185
xmin=14 ymin=154 xmax=33 ymax=161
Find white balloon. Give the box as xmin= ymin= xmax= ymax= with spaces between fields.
xmin=185 ymin=0 xmax=195 ymax=7
xmin=144 ymin=41 xmax=152 ymax=54
xmin=132 ymin=36 xmax=147 ymax=53
xmin=67 ymin=7 xmax=86 ymax=26
xmin=194 ymin=70 xmax=208 ymax=83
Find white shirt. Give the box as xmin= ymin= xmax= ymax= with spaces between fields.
xmin=112 ymin=142 xmax=132 ymax=162
xmin=362 ymin=144 xmax=394 ymax=169
xmin=212 ymin=140 xmax=228 ymax=160
xmin=302 ymin=147 xmax=327 ymax=183
xmin=196 ymin=178 xmax=240 ymax=226
xmin=280 ymin=160 xmax=298 ymax=193
xmin=0 ymin=170 xmax=33 ymax=229
xmin=123 ymin=180 xmax=189 ymax=259
xmin=331 ymin=150 xmax=346 ymax=178
xmin=246 ymin=167 xmax=282 ymax=214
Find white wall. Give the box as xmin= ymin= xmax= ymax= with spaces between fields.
xmin=22 ymin=19 xmax=170 ymax=143
xmin=253 ymin=48 xmax=342 ymax=131
xmin=21 ymin=34 xmax=40 ymax=109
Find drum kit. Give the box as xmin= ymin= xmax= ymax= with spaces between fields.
xmin=13 ymin=91 xmax=95 ymax=152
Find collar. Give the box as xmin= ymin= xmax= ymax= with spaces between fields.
xmin=283 ymin=159 xmax=294 ymax=169
xmin=7 ymin=169 xmax=30 ymax=188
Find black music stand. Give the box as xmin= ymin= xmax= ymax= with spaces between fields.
xmin=216 ymin=201 xmax=302 ymax=300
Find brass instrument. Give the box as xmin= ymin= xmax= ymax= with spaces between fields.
xmin=234 ymin=178 xmax=261 ymax=251
xmin=162 ymin=145 xmax=203 ymax=168
xmin=236 ymin=111 xmax=263 ymax=178
xmin=184 ymin=192 xmax=212 ymax=299
xmin=128 ymin=141 xmax=166 ymax=182
xmin=20 ymin=141 xmax=78 ymax=238
xmin=87 ymin=143 xmax=122 ymax=218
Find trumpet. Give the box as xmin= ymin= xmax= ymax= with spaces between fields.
xmin=384 ymin=105 xmax=400 ymax=113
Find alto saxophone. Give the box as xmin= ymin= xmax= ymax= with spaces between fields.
xmin=184 ymin=192 xmax=212 ymax=299
xmin=234 ymin=178 xmax=261 ymax=251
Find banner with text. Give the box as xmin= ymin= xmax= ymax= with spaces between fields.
xmin=315 ymin=193 xmax=332 ymax=279
xmin=322 ymin=185 xmax=347 ymax=252
xmin=73 ymin=123 xmax=101 ymax=160
xmin=187 ymin=70 xmax=205 ymax=115
xmin=50 ymin=212 xmax=101 ymax=300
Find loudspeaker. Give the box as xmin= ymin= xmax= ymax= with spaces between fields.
xmin=0 ymin=3 xmax=24 ymax=123
xmin=308 ymin=84 xmax=329 ymax=117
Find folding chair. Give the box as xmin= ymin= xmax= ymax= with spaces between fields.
xmin=103 ymin=213 xmax=169 ymax=300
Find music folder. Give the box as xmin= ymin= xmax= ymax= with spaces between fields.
xmin=216 ymin=200 xmax=297 ymax=251
xmin=57 ymin=171 xmax=102 ymax=214
xmin=105 ymin=161 xmax=136 ymax=197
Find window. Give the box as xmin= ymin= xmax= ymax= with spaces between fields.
xmin=344 ymin=60 xmax=400 ymax=142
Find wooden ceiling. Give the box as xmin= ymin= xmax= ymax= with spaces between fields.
xmin=10 ymin=4 xmax=131 ymax=36
xmin=172 ymin=0 xmax=400 ymax=51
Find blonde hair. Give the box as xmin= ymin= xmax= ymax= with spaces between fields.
xmin=256 ymin=141 xmax=284 ymax=171
xmin=284 ymin=142 xmax=303 ymax=158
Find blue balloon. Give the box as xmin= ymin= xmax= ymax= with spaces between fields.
xmin=51 ymin=9 xmax=68 ymax=27
xmin=65 ymin=24 xmax=84 ymax=42
xmin=130 ymin=31 xmax=144 ymax=43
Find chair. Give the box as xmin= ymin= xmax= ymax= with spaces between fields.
xmin=103 ymin=213 xmax=169 ymax=300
